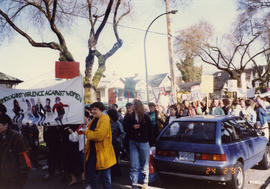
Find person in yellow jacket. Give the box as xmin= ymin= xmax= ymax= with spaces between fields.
xmin=83 ymin=102 xmax=116 ymax=189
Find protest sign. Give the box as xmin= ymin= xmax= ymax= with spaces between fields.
xmin=200 ymin=75 xmax=214 ymax=94
xmin=55 ymin=61 xmax=80 ymax=79
xmin=247 ymin=88 xmax=255 ymax=98
xmin=228 ymin=80 xmax=238 ymax=92
xmin=191 ymin=85 xmax=202 ymax=100
xmin=0 ymin=76 xmax=84 ymax=126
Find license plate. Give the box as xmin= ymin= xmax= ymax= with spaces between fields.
xmin=178 ymin=152 xmax=195 ymax=161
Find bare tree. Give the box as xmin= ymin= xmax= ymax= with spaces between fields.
xmin=82 ymin=0 xmax=131 ymax=103
xmin=250 ymin=52 xmax=270 ymax=92
xmin=0 ymin=0 xmax=131 ymax=103
xmin=0 ymin=0 xmax=77 ymax=61
xmin=198 ymin=31 xmax=270 ymax=88
xmin=235 ymin=0 xmax=270 ymax=91
xmin=174 ymin=21 xmax=213 ymax=57
xmin=237 ymin=0 xmax=270 ymax=45
xmin=174 ymin=21 xmax=212 ymax=82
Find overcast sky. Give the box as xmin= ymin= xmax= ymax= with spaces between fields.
xmin=0 ymin=0 xmax=237 ymax=89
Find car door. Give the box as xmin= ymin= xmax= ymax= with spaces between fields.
xmin=234 ymin=117 xmax=266 ymax=166
xmin=221 ymin=119 xmax=252 ymax=170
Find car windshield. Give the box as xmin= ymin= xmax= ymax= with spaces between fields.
xmin=160 ymin=121 xmax=216 ymax=144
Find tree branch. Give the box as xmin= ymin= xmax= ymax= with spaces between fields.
xmin=24 ymin=0 xmax=48 ymax=18
xmin=115 ymin=0 xmax=131 ymax=26
xmin=0 ymin=8 xmax=61 ymax=50
xmin=42 ymin=0 xmax=67 ymax=49
xmin=240 ymin=33 xmax=260 ymax=69
xmin=94 ymin=0 xmax=113 ymax=41
xmin=10 ymin=3 xmax=29 ymax=20
xmin=51 ymin=0 xmax=57 ymax=23
xmin=104 ymin=40 xmax=123 ymax=60
xmin=87 ymin=0 xmax=95 ymax=38
xmin=243 ymin=47 xmax=270 ymax=68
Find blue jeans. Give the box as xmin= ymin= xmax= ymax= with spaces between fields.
xmin=257 ymin=107 xmax=268 ymax=127
xmin=129 ymin=140 xmax=150 ymax=187
xmin=86 ymin=154 xmax=111 ymax=189
xmin=86 ymin=166 xmax=111 ymax=189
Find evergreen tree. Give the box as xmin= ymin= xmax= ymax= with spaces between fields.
xmin=176 ymin=55 xmax=202 ymax=83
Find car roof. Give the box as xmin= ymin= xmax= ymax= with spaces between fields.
xmin=175 ymin=115 xmax=239 ymax=122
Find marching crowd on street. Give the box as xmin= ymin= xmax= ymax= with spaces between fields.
xmin=0 ymin=95 xmax=270 ymax=189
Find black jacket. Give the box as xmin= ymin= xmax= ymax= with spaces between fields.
xmin=0 ymin=129 xmax=31 ymax=186
xmin=124 ymin=112 xmax=154 ymax=145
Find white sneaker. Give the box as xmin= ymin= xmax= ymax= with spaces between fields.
xmin=42 ymin=165 xmax=48 ymax=170
xmin=85 ymin=185 xmax=92 ymax=189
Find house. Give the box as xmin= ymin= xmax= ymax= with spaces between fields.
xmin=0 ymin=72 xmax=23 ymax=88
xmin=147 ymin=73 xmax=176 ymax=102
xmin=212 ymin=66 xmax=270 ymax=97
xmin=212 ymin=71 xmax=231 ymax=97
xmin=96 ymin=72 xmax=175 ymax=105
xmin=97 ymin=72 xmax=125 ymax=106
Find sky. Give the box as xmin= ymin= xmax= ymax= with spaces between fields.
xmin=0 ymin=0 xmax=238 ymax=89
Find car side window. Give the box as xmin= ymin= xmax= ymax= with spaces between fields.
xmin=234 ymin=117 xmax=256 ymax=139
xmin=221 ymin=120 xmax=240 ymax=144
xmin=160 ymin=121 xmax=216 ymax=144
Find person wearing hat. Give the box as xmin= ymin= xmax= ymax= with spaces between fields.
xmin=83 ymin=102 xmax=116 ymax=189
xmin=0 ymin=114 xmax=31 ymax=189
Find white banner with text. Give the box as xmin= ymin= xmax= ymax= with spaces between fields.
xmin=0 ymin=76 xmax=84 ymax=126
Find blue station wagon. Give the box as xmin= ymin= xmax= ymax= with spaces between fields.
xmin=154 ymin=115 xmax=270 ymax=189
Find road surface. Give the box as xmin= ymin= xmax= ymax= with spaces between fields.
xmin=23 ymin=161 xmax=270 ymax=189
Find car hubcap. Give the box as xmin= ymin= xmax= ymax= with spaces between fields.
xmin=236 ymin=167 xmax=243 ymax=188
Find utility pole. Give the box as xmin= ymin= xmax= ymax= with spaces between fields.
xmin=165 ymin=0 xmax=176 ymax=103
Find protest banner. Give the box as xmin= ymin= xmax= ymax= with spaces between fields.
xmin=0 ymin=76 xmax=84 ymax=126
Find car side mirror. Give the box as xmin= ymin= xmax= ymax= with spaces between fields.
xmin=255 ymin=129 xmax=265 ymax=137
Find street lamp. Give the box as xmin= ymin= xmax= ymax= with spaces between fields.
xmin=144 ymin=10 xmax=178 ymax=103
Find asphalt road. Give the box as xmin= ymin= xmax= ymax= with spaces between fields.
xmin=23 ymin=160 xmax=270 ymax=189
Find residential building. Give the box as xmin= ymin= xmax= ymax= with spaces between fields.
xmin=0 ymin=72 xmax=23 ymax=88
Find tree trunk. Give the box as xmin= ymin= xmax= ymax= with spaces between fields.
xmin=231 ymin=74 xmax=242 ymax=88
xmin=84 ymin=49 xmax=95 ymax=104
xmin=59 ymin=45 xmax=75 ymax=61
xmin=84 ymin=50 xmax=106 ymax=104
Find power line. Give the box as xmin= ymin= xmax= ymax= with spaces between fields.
xmin=66 ymin=11 xmax=179 ymax=38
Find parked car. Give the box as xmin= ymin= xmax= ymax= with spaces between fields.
xmin=154 ymin=115 xmax=270 ymax=189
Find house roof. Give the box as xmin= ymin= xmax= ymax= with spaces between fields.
xmin=213 ymin=71 xmax=230 ymax=91
xmin=178 ymin=81 xmax=200 ymax=91
xmin=212 ymin=66 xmax=266 ymax=91
xmin=0 ymin=72 xmax=23 ymax=84
xmin=148 ymin=73 xmax=168 ymax=88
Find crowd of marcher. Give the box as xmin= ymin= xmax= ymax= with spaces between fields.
xmin=0 ymin=95 xmax=270 ymax=189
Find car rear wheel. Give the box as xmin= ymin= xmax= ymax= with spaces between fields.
xmin=227 ymin=161 xmax=245 ymax=189
xmin=259 ymin=146 xmax=270 ymax=170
